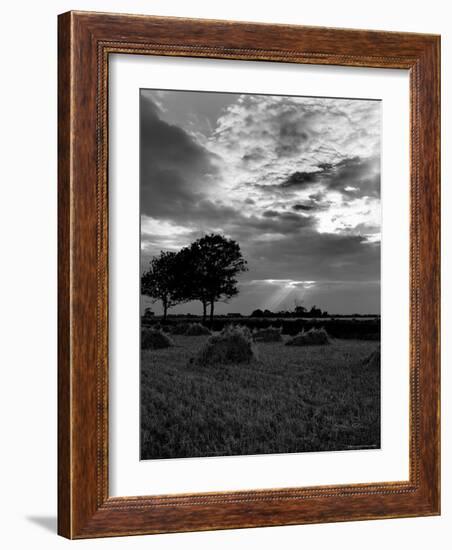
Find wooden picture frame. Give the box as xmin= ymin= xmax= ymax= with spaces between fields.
xmin=58 ymin=10 xmax=440 ymax=539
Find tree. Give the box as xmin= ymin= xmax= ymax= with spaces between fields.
xmin=183 ymin=234 xmax=248 ymax=325
xmin=143 ymin=307 xmax=154 ymax=318
xmin=251 ymin=309 xmax=264 ymax=318
xmin=141 ymin=251 xmax=182 ymax=321
xmin=309 ymin=305 xmax=322 ymax=318
xmin=171 ymin=245 xmax=210 ymax=323
xmin=294 ymin=305 xmax=307 ymax=317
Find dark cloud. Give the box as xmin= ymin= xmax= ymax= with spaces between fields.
xmin=329 ymin=156 xmax=380 ymax=198
xmin=309 ymin=191 xmax=326 ymax=202
xmin=230 ymin=211 xmax=315 ymax=240
xmin=263 ymin=209 xmax=279 ymax=218
xmin=293 ymin=203 xmax=314 ymax=211
xmin=278 ymin=212 xmax=307 ymax=223
xmin=242 ymin=149 xmax=266 ymax=164
xmin=166 ymin=198 xmax=241 ymax=229
xmin=245 ymin=232 xmax=380 ymax=284
xmin=276 ymin=120 xmax=309 ymax=157
xmin=140 ymin=95 xmax=218 ymax=218
xmin=281 ymin=156 xmax=380 ymax=199
xmin=291 ymin=193 xmax=333 ymax=213
xmin=282 ymin=170 xmax=321 ymax=187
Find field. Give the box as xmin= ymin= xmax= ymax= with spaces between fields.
xmin=140 ymin=334 xmax=380 ymax=460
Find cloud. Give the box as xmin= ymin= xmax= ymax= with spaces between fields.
xmin=282 ymin=156 xmax=380 ymax=199
xmin=239 ymin=278 xmax=379 ymax=314
xmin=205 ymin=95 xmax=380 ymax=241
xmin=211 ymin=95 xmax=380 ymax=183
xmin=293 ymin=203 xmax=315 ymax=211
xmin=140 ymin=95 xmax=220 ymax=219
xmin=263 ymin=209 xmax=279 ymax=218
xmin=283 ymin=170 xmax=320 ymax=187
xmin=244 ymin=231 xmax=380 ymax=282
xmin=140 ymin=90 xmax=381 ymax=314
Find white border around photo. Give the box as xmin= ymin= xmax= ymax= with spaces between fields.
xmin=109 ymin=54 xmax=409 ymax=497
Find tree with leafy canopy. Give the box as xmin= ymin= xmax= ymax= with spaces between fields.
xmin=251 ymin=309 xmax=264 ymax=318
xmin=181 ymin=234 xmax=248 ymax=325
xmin=309 ymin=305 xmax=323 ymax=318
xmin=141 ymin=251 xmax=183 ymax=321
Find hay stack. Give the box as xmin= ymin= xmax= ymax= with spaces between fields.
xmin=151 ymin=322 xmax=170 ymax=332
xmin=285 ymin=327 xmax=330 ymax=346
xmin=171 ymin=322 xmax=190 ymax=335
xmin=185 ymin=323 xmax=211 ymax=336
xmin=194 ymin=325 xmax=257 ymax=366
xmin=253 ymin=326 xmax=282 ymax=342
xmin=141 ymin=328 xmax=173 ymax=350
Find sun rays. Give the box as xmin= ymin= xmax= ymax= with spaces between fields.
xmin=249 ymin=279 xmax=317 ymax=311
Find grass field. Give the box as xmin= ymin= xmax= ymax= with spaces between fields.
xmin=140 ymin=335 xmax=380 ymax=460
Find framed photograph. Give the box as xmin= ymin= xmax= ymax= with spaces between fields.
xmin=58 ymin=11 xmax=440 ymax=538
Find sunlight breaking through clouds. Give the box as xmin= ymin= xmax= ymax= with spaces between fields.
xmin=246 ymin=279 xmax=317 ymax=311
xmin=251 ymin=279 xmax=317 ymax=289
xmin=140 ymin=89 xmax=381 ymax=314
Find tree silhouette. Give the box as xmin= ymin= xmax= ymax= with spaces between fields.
xmin=184 ymin=234 xmax=248 ymax=325
xmin=294 ymin=305 xmax=307 ymax=316
xmin=309 ymin=305 xmax=323 ymax=318
xmin=141 ymin=251 xmax=182 ymax=321
xmin=170 ymin=245 xmax=209 ymax=322
xmin=143 ymin=307 xmax=154 ymax=318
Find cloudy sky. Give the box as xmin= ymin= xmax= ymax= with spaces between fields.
xmin=140 ymin=89 xmax=381 ymax=315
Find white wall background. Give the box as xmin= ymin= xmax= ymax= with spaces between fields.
xmin=0 ymin=1 xmax=449 ymax=548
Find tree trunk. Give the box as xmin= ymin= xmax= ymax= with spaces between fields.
xmin=209 ymin=300 xmax=215 ymax=328
xmin=202 ymin=301 xmax=207 ymax=323
xmin=163 ymin=301 xmax=168 ymax=321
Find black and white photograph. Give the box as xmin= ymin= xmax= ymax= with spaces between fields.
xmin=0 ymin=0 xmax=444 ymax=545
xmin=139 ymin=88 xmax=381 ymax=460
